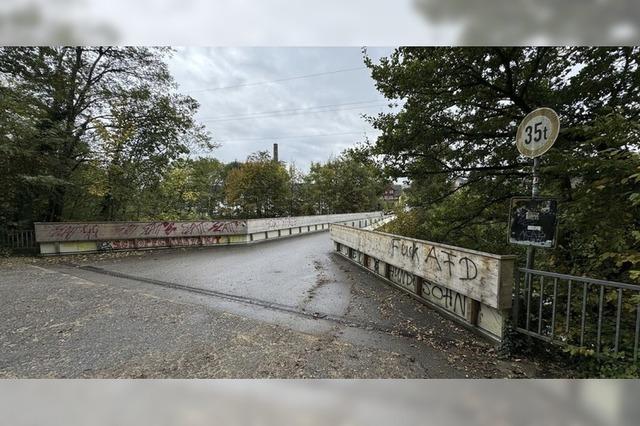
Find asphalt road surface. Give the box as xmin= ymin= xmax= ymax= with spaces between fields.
xmin=0 ymin=232 xmax=562 ymax=378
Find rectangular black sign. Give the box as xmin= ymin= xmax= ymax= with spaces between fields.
xmin=508 ymin=197 xmax=558 ymax=248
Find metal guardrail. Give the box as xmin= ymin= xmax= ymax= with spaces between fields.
xmin=0 ymin=229 xmax=36 ymax=250
xmin=513 ymin=268 xmax=640 ymax=361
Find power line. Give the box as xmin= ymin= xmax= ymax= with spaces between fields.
xmin=184 ymin=66 xmax=368 ymax=93
xmin=199 ymin=102 xmax=389 ymax=123
xmin=212 ymin=130 xmax=376 ymax=143
xmin=198 ymin=99 xmax=384 ymax=121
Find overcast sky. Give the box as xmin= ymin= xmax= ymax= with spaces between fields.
xmin=3 ymin=1 xmax=636 ymax=45
xmin=167 ymin=47 xmax=398 ymax=171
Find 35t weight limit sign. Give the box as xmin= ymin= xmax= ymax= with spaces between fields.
xmin=516 ymin=107 xmax=560 ymax=158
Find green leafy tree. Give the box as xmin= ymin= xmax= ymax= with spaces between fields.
xmin=301 ymin=160 xmax=336 ymax=214
xmin=224 ymin=151 xmax=292 ymax=218
xmin=89 ymin=90 xmax=211 ymax=221
xmin=287 ymin=163 xmax=306 ymax=216
xmin=0 ymin=79 xmax=46 ymax=228
xmin=0 ymin=46 xmax=211 ymax=225
xmin=301 ymin=150 xmax=385 ymax=214
xmin=365 ymin=47 xmax=640 ymax=283
xmin=154 ymin=158 xmax=226 ymax=220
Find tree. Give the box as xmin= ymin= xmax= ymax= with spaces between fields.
xmin=155 ymin=158 xmax=226 ymax=220
xmin=90 ymin=89 xmax=211 ymax=221
xmin=287 ymin=162 xmax=306 ymax=216
xmin=365 ymin=47 xmax=640 ymax=283
xmin=0 ymin=78 xmax=45 ymax=228
xmin=0 ymin=46 xmax=211 ymax=225
xmin=301 ymin=150 xmax=385 ymax=214
xmin=301 ymin=160 xmax=336 ymax=214
xmin=224 ymin=151 xmax=292 ymax=218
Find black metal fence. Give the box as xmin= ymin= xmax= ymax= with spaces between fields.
xmin=513 ymin=268 xmax=640 ymax=361
xmin=0 ymin=229 xmax=37 ymax=252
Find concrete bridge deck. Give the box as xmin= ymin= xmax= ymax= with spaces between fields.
xmin=0 ymin=232 xmax=561 ymax=378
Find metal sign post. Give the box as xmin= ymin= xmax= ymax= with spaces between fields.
xmin=513 ymin=108 xmax=560 ymax=270
xmin=527 ymin=157 xmax=540 ymax=269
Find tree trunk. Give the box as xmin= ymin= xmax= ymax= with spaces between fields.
xmin=46 ymin=186 xmax=66 ymax=222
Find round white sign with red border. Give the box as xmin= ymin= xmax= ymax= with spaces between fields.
xmin=516 ymin=107 xmax=560 ymax=158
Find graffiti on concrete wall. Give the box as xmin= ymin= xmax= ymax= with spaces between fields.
xmin=330 ymin=224 xmax=514 ymax=309
xmin=134 ymin=221 xmax=245 ymax=238
xmin=264 ymin=217 xmax=299 ymax=228
xmin=388 ymin=265 xmax=416 ymax=292
xmin=97 ymin=240 xmax=136 ymax=251
xmin=202 ymin=236 xmax=223 ymax=245
xmin=422 ymin=280 xmax=467 ymax=318
xmin=35 ymin=220 xmax=247 ymax=242
xmin=385 ymin=264 xmax=468 ymax=317
xmin=44 ymin=224 xmax=100 ymax=242
xmin=383 ymin=265 xmax=469 ymax=318
xmin=138 ymin=222 xmax=178 ymax=237
xmin=135 ymin=238 xmax=170 ymax=249
xmin=98 ymin=235 xmax=228 ymax=251
xmin=168 ymin=237 xmax=202 ymax=247
xmin=391 ymin=238 xmax=478 ymax=281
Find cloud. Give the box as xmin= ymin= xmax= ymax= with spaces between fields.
xmin=167 ymin=47 xmax=396 ymax=171
xmin=2 ymin=0 xmax=637 ymax=45
xmin=1 ymin=0 xmax=451 ymax=45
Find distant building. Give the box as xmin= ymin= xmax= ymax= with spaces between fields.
xmin=382 ymin=184 xmax=403 ymax=202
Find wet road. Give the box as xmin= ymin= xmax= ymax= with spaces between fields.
xmin=87 ymin=231 xmax=353 ymax=317
xmin=0 ymin=232 xmax=553 ymax=378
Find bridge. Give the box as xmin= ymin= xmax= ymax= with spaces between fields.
xmin=0 ymin=211 xmax=551 ymax=378
xmin=6 ymin=210 xmax=635 ymax=378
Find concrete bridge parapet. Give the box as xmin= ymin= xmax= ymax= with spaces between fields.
xmin=34 ymin=212 xmax=386 ymax=255
xmin=330 ymin=223 xmax=515 ymax=342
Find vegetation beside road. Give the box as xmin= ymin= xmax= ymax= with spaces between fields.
xmin=364 ymin=47 xmax=640 ymax=286
xmin=0 ymin=47 xmax=386 ymax=227
xmin=366 ymin=47 xmax=640 ymax=375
